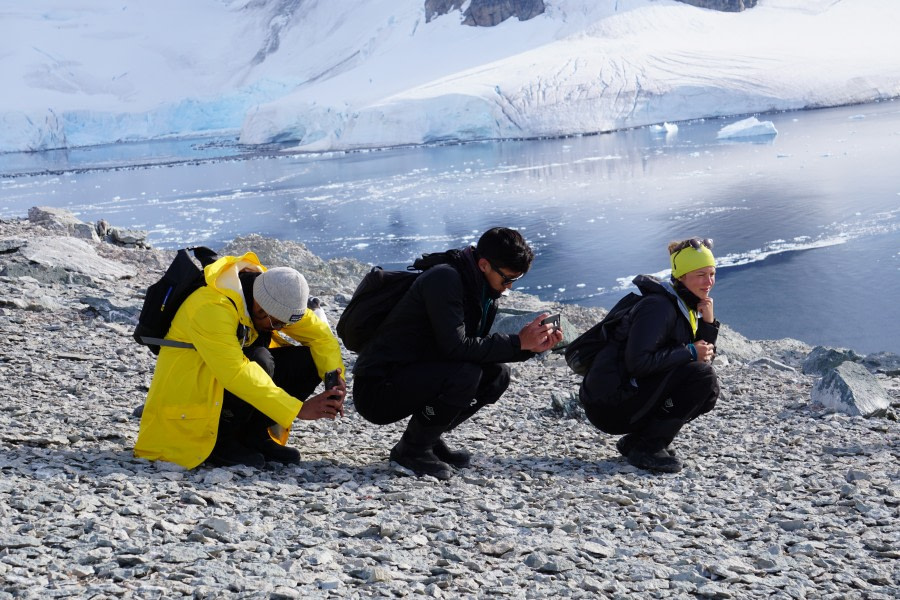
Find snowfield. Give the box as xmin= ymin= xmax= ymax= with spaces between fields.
xmin=2 ymin=0 xmax=899 ymax=153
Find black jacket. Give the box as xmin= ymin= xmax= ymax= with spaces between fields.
xmin=622 ymin=274 xmax=719 ymax=379
xmin=583 ymin=275 xmax=719 ymax=408
xmin=353 ymin=247 xmax=530 ymax=375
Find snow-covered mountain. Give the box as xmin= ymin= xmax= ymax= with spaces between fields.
xmin=2 ymin=0 xmax=898 ymax=154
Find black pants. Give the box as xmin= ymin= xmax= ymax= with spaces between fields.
xmin=219 ymin=345 xmax=322 ymax=439
xmin=353 ymin=361 xmax=511 ymax=429
xmin=583 ymin=360 xmax=719 ymax=435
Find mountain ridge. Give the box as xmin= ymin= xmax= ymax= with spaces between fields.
xmin=1 ymin=0 xmax=897 ymax=153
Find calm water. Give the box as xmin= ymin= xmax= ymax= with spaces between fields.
xmin=1 ymin=102 xmax=898 ymax=354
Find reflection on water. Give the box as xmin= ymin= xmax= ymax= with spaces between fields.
xmin=1 ymin=102 xmax=898 ymax=353
xmin=0 ymin=136 xmax=259 ymax=177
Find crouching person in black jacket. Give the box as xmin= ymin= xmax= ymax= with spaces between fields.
xmin=580 ymin=238 xmax=720 ymax=473
xmin=352 ymin=227 xmax=563 ymax=480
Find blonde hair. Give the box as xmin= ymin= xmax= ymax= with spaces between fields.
xmin=669 ymin=239 xmax=703 ymax=255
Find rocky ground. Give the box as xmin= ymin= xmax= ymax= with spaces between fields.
xmin=0 ymin=211 xmax=898 ymax=599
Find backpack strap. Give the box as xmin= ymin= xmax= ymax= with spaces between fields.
xmin=143 ymin=297 xmax=246 ymax=351
xmin=190 ymin=246 xmax=218 ymax=267
xmin=135 ymin=337 xmax=195 ymax=350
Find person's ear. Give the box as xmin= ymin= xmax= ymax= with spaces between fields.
xmin=477 ymin=258 xmax=491 ymax=274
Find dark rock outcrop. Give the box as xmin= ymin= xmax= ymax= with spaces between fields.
xmin=675 ymin=0 xmax=757 ymax=11
xmin=425 ymin=0 xmax=756 ymax=27
xmin=802 ymin=345 xmax=863 ymax=376
xmin=425 ymin=0 xmax=545 ymax=26
xmin=861 ymin=351 xmax=900 ymax=377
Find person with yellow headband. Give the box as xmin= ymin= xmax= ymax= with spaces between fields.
xmin=579 ymin=238 xmax=720 ymax=473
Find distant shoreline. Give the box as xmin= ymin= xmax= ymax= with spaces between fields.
xmin=3 ymin=100 xmax=898 ymax=180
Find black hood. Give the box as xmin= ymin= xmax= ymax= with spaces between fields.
xmin=436 ymin=246 xmax=496 ymax=298
xmin=631 ymin=274 xmax=700 ymax=308
xmin=632 ymin=274 xmax=669 ymax=297
xmin=447 ymin=246 xmax=500 ymax=336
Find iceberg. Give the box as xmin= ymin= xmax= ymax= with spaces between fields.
xmin=716 ymin=116 xmax=778 ymax=140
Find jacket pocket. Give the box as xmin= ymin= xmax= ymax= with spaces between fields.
xmin=162 ymin=403 xmax=208 ymax=421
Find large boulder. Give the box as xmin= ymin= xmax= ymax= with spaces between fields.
xmin=491 ymin=309 xmax=574 ymax=349
xmin=221 ymin=234 xmax=369 ymax=298
xmin=802 ymin=346 xmax=863 ymax=376
xmin=27 ymin=206 xmax=99 ymax=242
xmin=811 ymin=362 xmax=891 ymax=418
xmin=714 ymin=324 xmax=763 ymax=364
xmin=107 ymin=226 xmax=150 ymax=248
xmin=18 ymin=236 xmax=136 ymax=281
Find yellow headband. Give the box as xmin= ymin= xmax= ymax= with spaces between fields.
xmin=670 ymin=243 xmax=716 ymax=279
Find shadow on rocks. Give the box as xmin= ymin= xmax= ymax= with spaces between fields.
xmin=471 ymin=454 xmax=625 ymax=480
xmin=0 ymin=441 xmax=393 ymax=487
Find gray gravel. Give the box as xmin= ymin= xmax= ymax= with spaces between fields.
xmin=0 ymin=215 xmax=898 ymax=599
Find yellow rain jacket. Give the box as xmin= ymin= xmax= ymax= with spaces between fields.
xmin=134 ymin=252 xmax=344 ymax=468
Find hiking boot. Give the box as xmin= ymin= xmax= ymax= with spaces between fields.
xmin=619 ymin=434 xmax=677 ymax=457
xmin=390 ymin=439 xmax=453 ymax=480
xmin=251 ymin=438 xmax=301 ymax=465
xmin=625 ymin=446 xmax=683 ymax=473
xmin=433 ymin=438 xmax=471 ymax=469
xmin=616 ymin=434 xmax=636 ymax=457
xmin=236 ymin=408 xmax=300 ymax=465
xmin=207 ymin=439 xmax=265 ymax=469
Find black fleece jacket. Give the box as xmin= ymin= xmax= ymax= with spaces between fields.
xmin=353 ymin=247 xmax=531 ymax=375
xmin=621 ymin=274 xmax=719 ymax=379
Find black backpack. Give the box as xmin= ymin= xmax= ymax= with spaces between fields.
xmin=133 ymin=246 xmax=219 ymax=354
xmin=564 ymin=292 xmax=644 ymax=376
xmin=336 ymin=251 xmax=456 ymax=352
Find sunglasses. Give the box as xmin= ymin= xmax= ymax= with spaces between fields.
xmin=489 ymin=261 xmax=524 ymax=286
xmin=254 ymin=306 xmax=286 ymax=330
xmin=673 ymin=238 xmax=714 ymax=253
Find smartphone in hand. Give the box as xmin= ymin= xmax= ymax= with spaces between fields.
xmin=324 ymin=369 xmax=341 ymax=399
xmin=540 ymin=314 xmax=561 ymax=331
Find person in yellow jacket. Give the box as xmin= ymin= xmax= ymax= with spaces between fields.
xmin=134 ymin=252 xmax=346 ymax=469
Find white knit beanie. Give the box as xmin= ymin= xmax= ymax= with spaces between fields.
xmin=253 ymin=267 xmax=309 ymax=324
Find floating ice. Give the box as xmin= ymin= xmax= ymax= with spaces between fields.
xmin=717 ymin=117 xmax=778 ymax=140
xmin=651 ymin=122 xmax=678 ymax=139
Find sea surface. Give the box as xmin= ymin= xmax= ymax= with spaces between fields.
xmin=1 ymin=102 xmax=898 ymax=354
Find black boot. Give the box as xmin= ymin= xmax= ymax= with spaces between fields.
xmin=653 ymin=416 xmax=682 ymax=458
xmin=432 ymin=408 xmax=477 ymax=469
xmin=390 ymin=417 xmax=453 ymax=480
xmin=207 ymin=438 xmax=266 ymax=468
xmin=432 ymin=437 xmax=472 ymax=469
xmin=625 ymin=419 xmax=685 ymax=474
xmin=617 ymin=433 xmax=676 ymax=458
xmin=208 ymin=414 xmax=265 ymax=468
xmin=243 ymin=411 xmax=301 ymax=465
xmin=251 ymin=437 xmax=301 ymax=465
xmin=616 ymin=433 xmax=636 ymax=458
xmin=208 ymin=398 xmax=266 ymax=468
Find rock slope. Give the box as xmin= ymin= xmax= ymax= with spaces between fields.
xmin=0 ymin=214 xmax=897 ymax=599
